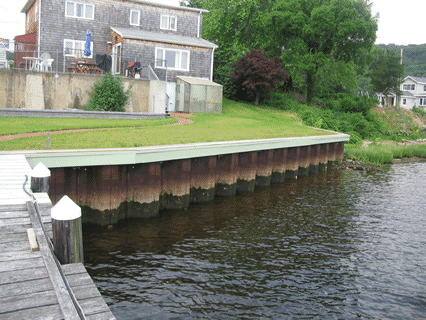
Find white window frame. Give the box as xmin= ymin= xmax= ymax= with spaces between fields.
xmin=403 ymin=84 xmax=415 ymax=91
xmin=423 ymin=85 xmax=426 ymax=91
xmin=402 ymin=98 xmax=407 ymax=105
xmin=160 ymin=15 xmax=177 ymax=31
xmin=130 ymin=9 xmax=140 ymax=26
xmin=155 ymin=47 xmax=190 ymax=71
xmin=64 ymin=39 xmax=93 ymax=58
xmin=65 ymin=1 xmax=94 ymax=20
xmin=420 ymin=98 xmax=426 ymax=106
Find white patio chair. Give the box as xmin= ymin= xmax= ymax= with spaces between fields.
xmin=0 ymin=44 xmax=13 ymax=69
xmin=35 ymin=52 xmax=52 ymax=72
xmin=40 ymin=58 xmax=54 ymax=72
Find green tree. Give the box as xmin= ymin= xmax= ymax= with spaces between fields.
xmin=85 ymin=72 xmax=132 ymax=112
xmin=199 ymin=0 xmax=273 ymax=69
xmin=315 ymin=58 xmax=359 ymax=96
xmin=267 ymin=0 xmax=378 ymax=103
xmin=369 ymin=48 xmax=405 ymax=95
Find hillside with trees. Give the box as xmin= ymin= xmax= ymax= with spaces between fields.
xmin=377 ymin=44 xmax=426 ymax=77
xmin=180 ymin=0 xmax=426 ymax=144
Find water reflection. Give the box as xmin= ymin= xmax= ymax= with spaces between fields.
xmin=84 ymin=164 xmax=426 ymax=319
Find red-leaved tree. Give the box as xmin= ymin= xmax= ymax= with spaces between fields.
xmin=230 ymin=49 xmax=287 ymax=105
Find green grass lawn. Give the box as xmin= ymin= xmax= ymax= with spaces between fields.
xmin=0 ymin=99 xmax=333 ymax=151
xmin=0 ymin=117 xmax=176 ymax=136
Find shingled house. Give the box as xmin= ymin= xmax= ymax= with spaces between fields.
xmin=20 ymin=0 xmax=218 ymax=83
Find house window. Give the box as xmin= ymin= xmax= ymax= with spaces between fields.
xmin=403 ymin=98 xmax=407 ymax=105
xmin=130 ymin=10 xmax=140 ymax=26
xmin=424 ymin=85 xmax=426 ymax=91
xmin=64 ymin=39 xmax=93 ymax=58
xmin=155 ymin=47 xmax=189 ymax=71
xmin=160 ymin=15 xmax=177 ymax=31
xmin=420 ymin=98 xmax=426 ymax=106
xmin=65 ymin=1 xmax=94 ymax=19
xmin=403 ymin=84 xmax=415 ymax=90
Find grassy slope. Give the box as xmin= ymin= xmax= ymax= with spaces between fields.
xmin=0 ymin=117 xmax=176 ymax=136
xmin=0 ymin=99 xmax=331 ymax=151
xmin=344 ymin=105 xmax=426 ymax=165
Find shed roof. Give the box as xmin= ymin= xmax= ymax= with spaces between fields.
xmin=111 ymin=27 xmax=218 ymax=49
xmin=177 ymin=76 xmax=222 ymax=86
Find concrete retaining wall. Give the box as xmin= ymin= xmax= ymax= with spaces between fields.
xmin=46 ymin=141 xmax=346 ymax=226
xmin=0 ymin=69 xmax=166 ymax=113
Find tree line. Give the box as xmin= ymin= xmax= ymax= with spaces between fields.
xmin=181 ymin=0 xmax=406 ymax=105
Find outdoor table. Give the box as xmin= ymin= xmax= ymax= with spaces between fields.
xmin=75 ymin=61 xmax=103 ymax=75
xmin=23 ymin=57 xmax=41 ymax=71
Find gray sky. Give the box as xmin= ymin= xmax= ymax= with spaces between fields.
xmin=0 ymin=0 xmax=424 ymax=46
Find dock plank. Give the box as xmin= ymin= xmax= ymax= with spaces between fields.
xmin=0 ymin=304 xmax=64 ymax=320
xmin=0 ymin=266 xmax=48 ymax=285
xmin=0 ymin=289 xmax=59 ymax=314
xmin=0 ymin=154 xmax=115 ymax=319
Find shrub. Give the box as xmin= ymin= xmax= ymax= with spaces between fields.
xmin=347 ymin=131 xmax=363 ymax=145
xmin=230 ymin=49 xmax=287 ymax=105
xmin=85 ymin=72 xmax=132 ymax=112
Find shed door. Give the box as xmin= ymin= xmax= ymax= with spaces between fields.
xmin=179 ymin=82 xmax=185 ymax=112
xmin=166 ymin=82 xmax=176 ymax=112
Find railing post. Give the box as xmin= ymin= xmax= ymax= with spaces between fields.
xmin=31 ymin=162 xmax=51 ymax=193
xmin=51 ymin=195 xmax=84 ymax=265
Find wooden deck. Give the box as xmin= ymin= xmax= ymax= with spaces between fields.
xmin=0 ymin=155 xmax=115 ymax=319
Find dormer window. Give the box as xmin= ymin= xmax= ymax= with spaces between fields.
xmin=403 ymin=84 xmax=415 ymax=91
xmin=160 ymin=15 xmax=176 ymax=31
xmin=130 ymin=10 xmax=140 ymax=26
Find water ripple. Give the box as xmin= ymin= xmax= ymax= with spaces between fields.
xmin=84 ymin=163 xmax=426 ymax=319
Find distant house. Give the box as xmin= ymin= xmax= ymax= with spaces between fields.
xmin=399 ymin=76 xmax=426 ymax=109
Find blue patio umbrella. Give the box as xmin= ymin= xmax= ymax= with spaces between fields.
xmin=84 ymin=30 xmax=91 ymax=57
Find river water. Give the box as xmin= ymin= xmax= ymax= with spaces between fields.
xmin=83 ymin=162 xmax=426 ymax=319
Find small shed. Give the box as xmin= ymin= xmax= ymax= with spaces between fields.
xmin=176 ymin=76 xmax=223 ymax=113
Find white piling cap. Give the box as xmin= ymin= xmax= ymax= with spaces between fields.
xmin=31 ymin=162 xmax=51 ymax=178
xmin=51 ymin=195 xmax=82 ymax=221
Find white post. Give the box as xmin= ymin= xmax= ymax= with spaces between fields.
xmin=31 ymin=162 xmax=51 ymax=193
xmin=51 ymin=196 xmax=84 ymax=264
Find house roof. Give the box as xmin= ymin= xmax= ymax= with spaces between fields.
xmin=177 ymin=76 xmax=222 ymax=86
xmin=111 ymin=27 xmax=218 ymax=49
xmin=130 ymin=0 xmax=208 ymax=13
xmin=404 ymin=76 xmax=426 ymax=84
xmin=22 ymin=0 xmax=208 ymax=13
xmin=401 ymin=91 xmax=415 ymax=97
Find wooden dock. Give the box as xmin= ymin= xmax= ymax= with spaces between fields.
xmin=0 ymin=155 xmax=115 ymax=319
